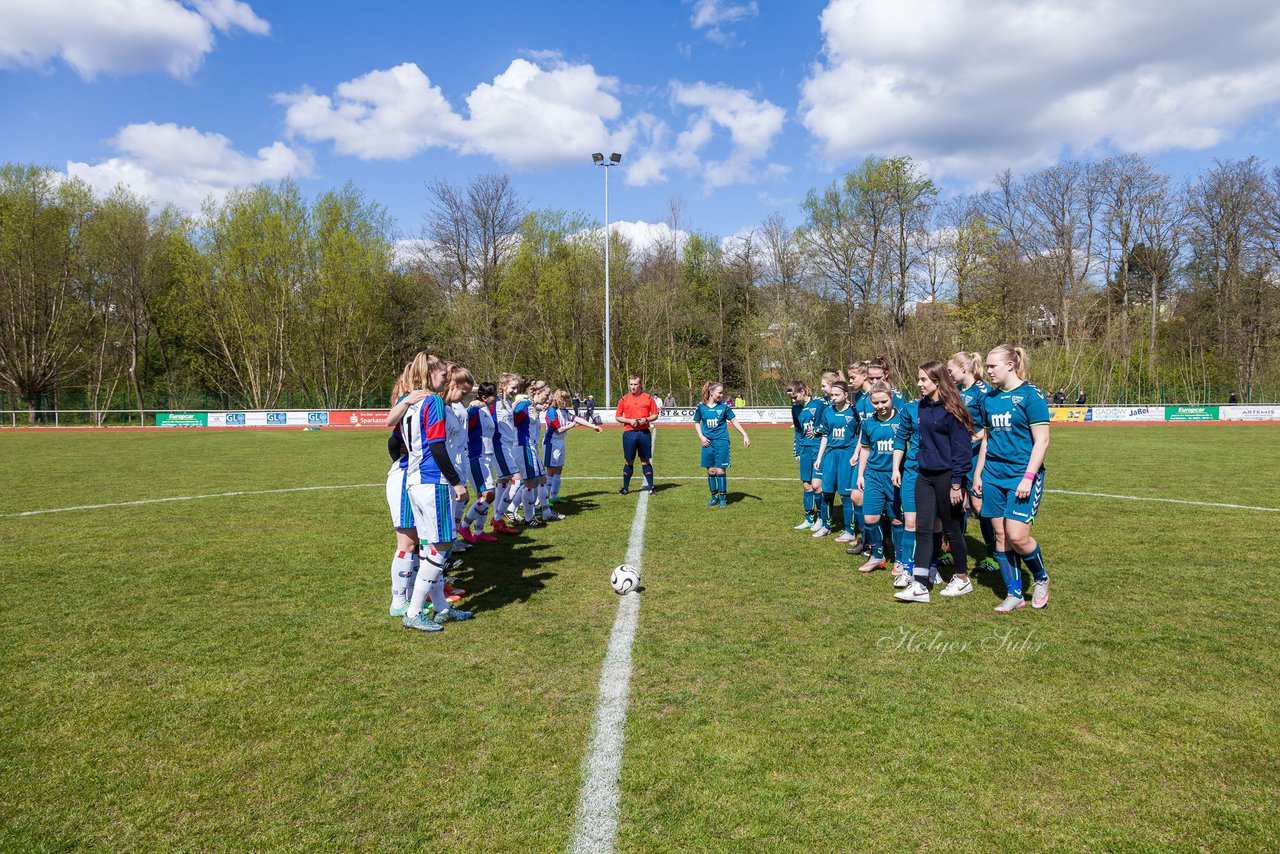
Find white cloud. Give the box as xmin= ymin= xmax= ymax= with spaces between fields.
xmin=277 ymin=63 xmax=463 ymax=160
xmin=0 ymin=0 xmax=268 ymax=79
xmin=689 ymin=0 xmax=759 ymax=45
xmin=277 ymin=58 xmax=625 ymax=170
xmin=625 ymin=82 xmax=786 ymax=189
xmin=800 ymin=0 xmax=1280 ymax=180
xmin=607 ymin=220 xmax=691 ymax=257
xmin=66 ymin=122 xmax=311 ymax=212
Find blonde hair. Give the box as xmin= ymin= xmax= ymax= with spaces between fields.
xmin=447 ymin=365 xmax=474 ymax=393
xmin=949 ymin=351 xmax=983 ymax=376
xmin=700 ymin=380 xmax=724 ymax=404
xmin=406 ymin=352 xmax=443 ymax=393
xmin=988 ymin=344 xmax=1029 ymax=380
xmin=551 ymin=389 xmax=572 ymax=409
xmin=527 ymin=379 xmax=549 ymax=397
xmin=868 ymin=380 xmax=893 ymax=398
xmin=820 ymin=369 xmax=844 ymax=384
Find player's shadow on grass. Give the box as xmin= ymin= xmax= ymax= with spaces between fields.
xmin=650 ymin=482 xmax=680 ymax=493
xmin=554 ymin=490 xmax=608 ymax=515
xmin=454 ymin=540 xmax=563 ymax=611
xmin=964 ymin=534 xmax=1008 ymax=600
xmin=726 ymin=492 xmax=762 ymax=505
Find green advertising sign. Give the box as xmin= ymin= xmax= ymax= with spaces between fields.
xmin=1165 ymin=406 xmax=1219 ymax=422
xmin=155 ymin=412 xmax=209 ymax=427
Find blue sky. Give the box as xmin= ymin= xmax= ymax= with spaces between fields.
xmin=3 ymin=0 xmax=1280 ymax=245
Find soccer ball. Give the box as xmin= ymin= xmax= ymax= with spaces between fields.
xmin=610 ymin=564 xmax=640 ymax=595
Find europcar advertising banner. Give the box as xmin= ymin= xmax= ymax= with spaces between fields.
xmin=1049 ymin=407 xmax=1090 ymax=423
xmin=1165 ymin=405 xmax=1219 ymax=421
xmin=155 ymin=412 xmax=208 ymax=427
xmin=1220 ymin=405 xmax=1280 ymax=421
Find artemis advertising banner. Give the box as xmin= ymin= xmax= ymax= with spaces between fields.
xmin=1219 ymin=405 xmax=1280 ymax=421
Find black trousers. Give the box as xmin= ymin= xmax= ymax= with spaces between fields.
xmin=913 ymin=469 xmax=967 ymax=577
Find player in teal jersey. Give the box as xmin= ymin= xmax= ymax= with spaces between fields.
xmin=806 ymin=370 xmax=844 ymax=534
xmin=812 ymin=380 xmax=860 ymax=539
xmin=949 ymin=351 xmax=999 ymax=574
xmin=850 ymin=357 xmax=907 ymax=551
xmin=854 ymin=382 xmax=904 ymax=572
xmin=787 ymin=380 xmax=825 ymax=528
xmin=694 ymin=381 xmax=751 ymax=508
xmin=974 ymin=344 xmax=1052 ymax=613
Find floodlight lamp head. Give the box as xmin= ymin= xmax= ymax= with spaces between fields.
xmin=609 ymin=152 xmax=622 ymax=164
xmin=592 ymin=153 xmax=604 ymax=164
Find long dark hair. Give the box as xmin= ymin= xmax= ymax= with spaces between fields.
xmin=920 ymin=360 xmax=974 ymax=432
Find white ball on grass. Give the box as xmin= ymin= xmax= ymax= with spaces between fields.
xmin=611 ymin=564 xmax=639 ymax=595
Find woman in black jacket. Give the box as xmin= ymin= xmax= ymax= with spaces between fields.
xmin=894 ymin=360 xmax=975 ymax=604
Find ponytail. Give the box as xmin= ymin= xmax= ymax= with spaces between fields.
xmin=948 ymin=351 xmax=982 ymax=377
xmin=700 ymin=380 xmax=723 ymax=404
xmin=989 ymin=344 xmax=1029 ymax=381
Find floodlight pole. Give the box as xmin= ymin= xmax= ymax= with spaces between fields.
xmin=595 ymin=153 xmax=621 ymax=409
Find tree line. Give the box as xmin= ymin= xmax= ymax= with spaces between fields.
xmin=1 ymin=153 xmax=1278 ymax=421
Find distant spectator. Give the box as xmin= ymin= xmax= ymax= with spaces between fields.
xmin=585 ymin=394 xmax=596 ymax=420
xmin=735 ymin=395 xmax=746 ymax=408
xmin=1228 ymin=390 xmax=1239 ymax=405
xmin=653 ymin=392 xmax=664 ymax=410
xmin=1075 ymin=388 xmax=1086 ymax=406
xmin=1052 ymin=388 xmax=1066 ymax=405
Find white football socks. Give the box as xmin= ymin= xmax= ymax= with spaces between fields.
xmin=390 ymin=550 xmax=415 ymax=606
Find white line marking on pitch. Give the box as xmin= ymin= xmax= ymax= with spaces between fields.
xmin=570 ymin=447 xmax=652 ymax=853
xmin=5 ymin=477 xmax=1276 ymax=519
xmin=1042 ymin=489 xmax=1279 ymax=512
xmin=0 ymin=484 xmax=381 ymax=517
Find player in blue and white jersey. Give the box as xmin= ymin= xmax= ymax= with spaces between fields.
xmin=787 ymin=380 xmax=825 ymax=529
xmin=513 ymin=379 xmax=551 ymax=526
xmin=855 ymin=382 xmax=904 ymax=573
xmin=458 ymin=382 xmax=500 ymax=545
xmin=385 ymin=357 xmax=428 ymax=617
xmin=443 ymin=365 xmax=473 ymax=552
xmin=488 ymin=373 xmax=523 ymax=535
xmin=949 ymin=351 xmax=998 ymax=573
xmin=542 ymin=388 xmax=603 ymax=512
xmin=693 ymin=381 xmax=751 ymax=508
xmin=806 ymin=370 xmax=844 ymax=534
xmin=974 ymin=344 xmax=1052 ymax=613
xmin=399 ymin=361 xmax=474 ymax=632
xmin=812 ymin=380 xmax=860 ymax=539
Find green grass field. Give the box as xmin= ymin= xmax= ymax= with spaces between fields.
xmin=2 ymin=425 xmax=1279 ymax=852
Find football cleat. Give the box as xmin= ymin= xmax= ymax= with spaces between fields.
xmin=403 ymin=611 xmax=444 ymax=632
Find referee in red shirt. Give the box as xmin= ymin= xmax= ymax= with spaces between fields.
xmin=615 ymin=374 xmax=661 ymax=494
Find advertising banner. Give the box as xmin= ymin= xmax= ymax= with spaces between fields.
xmin=1165 ymin=405 xmax=1219 ymax=422
xmin=155 ymin=412 xmax=208 ymax=427
xmin=1220 ymin=405 xmax=1280 ymax=421
xmin=1049 ymin=407 xmax=1090 ymax=423
xmin=207 ymin=410 xmax=321 ymax=426
xmin=1089 ymin=406 xmax=1165 ymax=422
xmin=328 ymin=409 xmax=393 ymax=427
